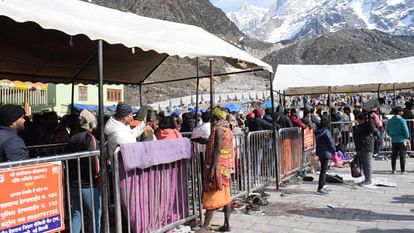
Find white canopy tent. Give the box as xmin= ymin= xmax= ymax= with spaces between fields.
xmin=273 ymin=56 xmax=414 ymax=95
xmin=0 ymin=2 xmax=275 ymax=232
xmin=0 ymin=0 xmax=272 ymax=84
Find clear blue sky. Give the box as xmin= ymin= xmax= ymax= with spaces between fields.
xmin=210 ymin=0 xmax=274 ymax=13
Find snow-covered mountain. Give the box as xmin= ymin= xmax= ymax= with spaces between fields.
xmin=226 ymin=0 xmax=267 ymax=36
xmin=227 ymin=0 xmax=414 ymax=42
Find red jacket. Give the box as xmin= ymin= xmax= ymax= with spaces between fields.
xmin=289 ymin=115 xmax=307 ymax=129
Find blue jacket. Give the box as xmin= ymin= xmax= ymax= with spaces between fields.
xmin=386 ymin=115 xmax=409 ymax=143
xmin=0 ymin=126 xmax=29 ymax=162
xmin=315 ymin=127 xmax=335 ymax=159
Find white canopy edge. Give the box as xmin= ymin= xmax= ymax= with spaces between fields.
xmin=0 ymin=0 xmax=272 ymax=72
xmin=274 ymin=56 xmax=414 ymax=95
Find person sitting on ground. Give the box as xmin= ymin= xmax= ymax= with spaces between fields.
xmin=104 ymin=102 xmax=146 ymax=156
xmin=315 ymin=116 xmax=336 ymax=194
xmin=386 ymin=106 xmax=410 ymax=175
xmin=0 ymin=104 xmax=29 ymax=161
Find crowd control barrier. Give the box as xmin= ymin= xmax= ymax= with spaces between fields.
xmin=1 ymin=126 xmax=315 ymax=233
xmin=0 ymin=151 xmax=101 ymax=233
xmin=330 ymin=119 xmax=414 ymax=156
xmin=278 ymin=127 xmax=304 ymax=181
xmin=246 ymin=130 xmax=277 ymax=191
xmin=111 ymin=138 xmax=199 ymax=233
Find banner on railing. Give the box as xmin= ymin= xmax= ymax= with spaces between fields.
xmin=0 ymin=163 xmax=64 ymax=233
xmin=303 ymin=128 xmax=314 ymax=151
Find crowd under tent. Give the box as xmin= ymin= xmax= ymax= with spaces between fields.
xmin=0 ymin=1 xmax=274 ymax=232
xmin=273 ymin=56 xmax=414 ymax=96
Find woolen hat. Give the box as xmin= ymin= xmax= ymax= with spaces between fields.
xmin=114 ymin=102 xmax=132 ymax=119
xmin=0 ymin=104 xmax=25 ymax=126
xmin=79 ymin=109 xmax=97 ymax=130
xmin=253 ymin=108 xmax=264 ymax=117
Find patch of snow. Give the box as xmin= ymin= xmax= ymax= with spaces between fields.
xmin=388 ymin=0 xmax=405 ymax=6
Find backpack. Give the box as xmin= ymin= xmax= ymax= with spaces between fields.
xmin=350 ymin=155 xmax=362 ymax=178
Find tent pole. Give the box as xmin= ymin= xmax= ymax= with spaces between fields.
xmin=209 ymin=58 xmax=214 ymax=120
xmin=393 ymin=83 xmax=396 ymax=107
xmin=283 ymin=91 xmax=286 ymax=108
xmin=269 ymin=71 xmax=280 ymax=190
xmin=139 ymin=84 xmax=143 ymax=106
xmin=97 ymin=40 xmax=110 ymax=233
xmin=195 ymin=58 xmax=200 ymax=117
xmin=71 ymin=81 xmax=75 ymax=114
xmin=328 ymin=86 xmax=332 ymax=130
xmin=377 ymin=84 xmax=381 ymax=99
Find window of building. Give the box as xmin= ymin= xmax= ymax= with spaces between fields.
xmin=107 ymin=88 xmax=122 ymax=102
xmin=78 ymin=86 xmax=88 ymax=101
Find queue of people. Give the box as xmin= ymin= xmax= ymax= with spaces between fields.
xmin=0 ymin=98 xmax=413 ymax=232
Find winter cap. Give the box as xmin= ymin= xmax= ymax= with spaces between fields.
xmin=247 ymin=112 xmax=255 ymax=119
xmin=114 ymin=102 xmax=133 ymax=119
xmin=253 ymin=108 xmax=264 ymax=117
xmin=79 ymin=109 xmax=97 ymax=130
xmin=0 ymin=104 xmax=25 ymax=127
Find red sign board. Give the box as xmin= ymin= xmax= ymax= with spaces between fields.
xmin=303 ymin=128 xmax=314 ymax=151
xmin=0 ymin=163 xmax=65 ymax=233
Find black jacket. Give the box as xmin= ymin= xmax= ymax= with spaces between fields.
xmin=0 ymin=126 xmax=29 ymax=162
xmin=65 ymin=131 xmax=99 ymax=187
xmin=249 ymin=117 xmax=274 ymax=132
xmin=315 ymin=127 xmax=335 ymax=159
xmin=353 ymin=121 xmax=375 ymax=152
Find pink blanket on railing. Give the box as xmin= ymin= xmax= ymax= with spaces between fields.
xmin=120 ymin=138 xmax=192 ymax=170
xmin=119 ymin=138 xmax=192 ymax=233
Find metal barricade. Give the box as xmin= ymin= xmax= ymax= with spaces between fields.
xmin=26 ymin=143 xmax=68 ymax=158
xmin=245 ymin=130 xmax=276 ymax=191
xmin=0 ymin=151 xmax=102 ymax=233
xmin=381 ymin=119 xmax=414 ymax=156
xmin=278 ymin=127 xmax=304 ymax=181
xmin=330 ymin=119 xmax=414 ymax=156
xmin=111 ymin=145 xmax=199 ymax=233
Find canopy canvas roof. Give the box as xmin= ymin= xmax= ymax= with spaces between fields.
xmin=273 ymin=56 xmax=414 ymax=95
xmin=0 ymin=0 xmax=272 ymax=85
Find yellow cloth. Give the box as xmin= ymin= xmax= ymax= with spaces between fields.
xmin=212 ymin=107 xmax=227 ymax=120
xmin=202 ymin=186 xmax=231 ymax=210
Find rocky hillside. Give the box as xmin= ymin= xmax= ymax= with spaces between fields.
xmin=86 ymin=0 xmax=274 ymax=104
xmin=264 ymin=29 xmax=414 ymax=69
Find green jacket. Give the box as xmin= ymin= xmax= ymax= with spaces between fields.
xmin=386 ymin=115 xmax=410 ymax=143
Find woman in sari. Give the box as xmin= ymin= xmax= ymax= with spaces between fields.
xmin=201 ymin=107 xmax=234 ymax=232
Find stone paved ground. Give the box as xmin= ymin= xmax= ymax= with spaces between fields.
xmin=208 ymin=158 xmax=414 ymax=233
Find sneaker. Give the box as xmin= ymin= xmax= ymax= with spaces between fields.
xmin=401 ymin=171 xmax=406 ymax=175
xmin=321 ymin=185 xmax=330 ymax=191
xmin=360 ymin=182 xmax=377 ymax=189
xmin=391 ymin=171 xmax=396 ymax=174
xmin=317 ymin=189 xmax=329 ymax=195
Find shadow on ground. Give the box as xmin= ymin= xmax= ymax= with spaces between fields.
xmin=276 ymin=207 xmax=414 ymax=221
xmin=391 ymin=195 xmax=414 ymax=204
xmin=358 ymin=229 xmax=414 ymax=233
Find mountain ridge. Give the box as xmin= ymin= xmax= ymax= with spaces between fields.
xmin=228 ymin=0 xmax=414 ymax=43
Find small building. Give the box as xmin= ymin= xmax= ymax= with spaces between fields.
xmin=0 ymin=80 xmax=124 ymax=116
